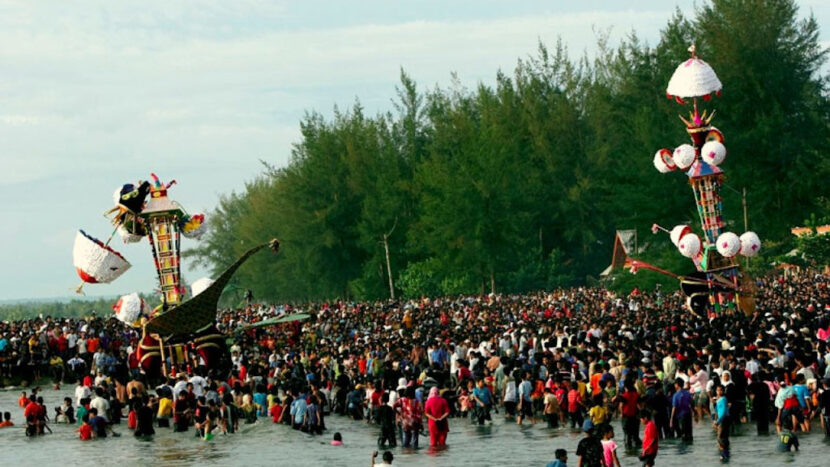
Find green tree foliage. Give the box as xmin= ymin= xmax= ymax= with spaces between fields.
xmin=187 ymin=0 xmax=829 ymax=301
xmin=796 ymin=233 xmax=830 ymax=267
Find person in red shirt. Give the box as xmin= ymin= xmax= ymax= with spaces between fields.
xmin=78 ymin=414 xmax=92 ymax=440
xmin=0 ymin=411 xmax=14 ymax=427
xmin=57 ymin=334 xmax=69 ymax=354
xmin=23 ymin=399 xmax=40 ymax=420
xmin=618 ymin=381 xmax=642 ymax=449
xmin=18 ymin=392 xmax=28 ymax=408
xmin=567 ymin=385 xmax=583 ymax=428
xmin=269 ymin=398 xmax=283 ymax=423
xmin=640 ymin=409 xmax=659 ymax=467
xmin=87 ymin=336 xmax=99 ymax=354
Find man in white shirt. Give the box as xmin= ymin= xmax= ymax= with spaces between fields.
xmin=172 ymin=375 xmax=189 ymax=398
xmin=90 ymin=388 xmax=110 ymax=421
xmin=66 ymin=330 xmax=77 ymax=352
xmin=75 ymin=380 xmax=91 ymax=406
xmin=746 ymin=355 xmax=761 ymax=375
xmin=189 ymin=372 xmax=207 ymax=397
xmin=76 ymin=334 xmax=87 ymax=358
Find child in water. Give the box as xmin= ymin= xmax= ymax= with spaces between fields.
xmin=78 ymin=414 xmax=92 ymax=441
xmin=777 ymin=428 xmax=799 ymax=452
xmin=0 ymin=412 xmax=14 ymax=427
xmin=331 ymin=432 xmax=343 ymax=446
xmin=602 ymin=424 xmax=622 ymax=467
xmin=458 ymin=388 xmax=471 ymax=418
xmin=377 ymin=393 xmax=397 ymax=447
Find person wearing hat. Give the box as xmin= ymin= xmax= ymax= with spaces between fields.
xmin=575 ymin=419 xmax=603 ymax=467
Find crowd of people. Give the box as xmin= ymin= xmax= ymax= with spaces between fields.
xmin=1 ymin=268 xmax=830 ymax=465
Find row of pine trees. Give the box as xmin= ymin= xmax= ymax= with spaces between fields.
xmin=188 ymin=0 xmax=830 ymax=302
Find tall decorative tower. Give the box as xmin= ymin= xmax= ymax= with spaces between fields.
xmin=139 ymin=174 xmax=186 ymax=309
xmin=647 ymin=46 xmax=760 ymax=315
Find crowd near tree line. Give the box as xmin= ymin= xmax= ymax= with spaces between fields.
xmin=181 ymin=0 xmax=830 ymax=304
xmin=1 ymin=268 xmax=830 ymax=466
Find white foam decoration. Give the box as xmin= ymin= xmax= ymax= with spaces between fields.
xmin=72 ymin=230 xmax=131 ymax=283
xmin=716 ymin=232 xmax=741 ymax=258
xmin=701 ymin=141 xmax=727 ymax=166
xmin=670 ymin=225 xmax=691 ymax=247
xmin=112 ymin=187 xmax=123 ymax=206
xmin=666 ymin=57 xmax=723 ymax=99
xmin=113 ymin=292 xmax=146 ymax=325
xmin=673 ymin=144 xmax=697 ymax=170
xmin=739 ymin=231 xmax=761 ymax=257
xmin=191 ymin=277 xmax=215 ymax=297
xmin=678 ymin=233 xmax=701 ymax=258
xmin=653 ymin=148 xmax=676 ymax=173
xmin=117 ymin=225 xmax=144 ymax=244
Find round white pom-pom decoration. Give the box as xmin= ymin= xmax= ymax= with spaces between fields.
xmin=678 ymin=233 xmax=701 ymax=258
xmin=739 ymin=231 xmax=761 ymax=257
xmin=673 ymin=144 xmax=696 ymax=170
xmin=701 ymin=141 xmax=726 ymax=166
xmin=653 ymin=148 xmax=676 ymax=173
xmin=716 ymin=232 xmax=741 ymax=257
xmin=113 ymin=292 xmax=146 ymax=325
xmin=670 ymin=225 xmax=691 ymax=247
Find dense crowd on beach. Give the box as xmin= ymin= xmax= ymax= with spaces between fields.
xmin=2 ymin=268 xmax=830 ymax=465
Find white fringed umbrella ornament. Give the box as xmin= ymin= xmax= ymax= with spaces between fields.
xmin=716 ymin=232 xmax=741 ymax=257
xmin=117 ymin=225 xmax=144 ymax=244
xmin=666 ymin=45 xmax=722 ymax=103
xmin=706 ymin=128 xmax=724 ymax=143
xmin=653 ymin=148 xmax=676 ymax=173
xmin=739 ymin=232 xmax=761 ymax=257
xmin=73 ymin=230 xmax=131 ymax=284
xmin=670 ymin=225 xmax=692 ymax=247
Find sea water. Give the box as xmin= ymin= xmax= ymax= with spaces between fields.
xmin=1 ymin=388 xmax=828 ymax=466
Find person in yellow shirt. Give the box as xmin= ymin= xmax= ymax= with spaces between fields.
xmin=588 ymin=394 xmax=609 ymax=425
xmin=157 ymin=395 xmax=173 ymax=428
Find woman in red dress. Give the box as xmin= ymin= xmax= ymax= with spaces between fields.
xmin=423 ymin=387 xmax=449 ymax=447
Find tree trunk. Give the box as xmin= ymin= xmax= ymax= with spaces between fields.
xmin=383 ymin=234 xmax=395 ymax=300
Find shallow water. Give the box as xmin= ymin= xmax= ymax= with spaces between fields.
xmin=2 ymin=387 xmax=828 ymax=466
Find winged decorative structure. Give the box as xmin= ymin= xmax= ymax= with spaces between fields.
xmin=73 ymin=173 xmax=279 ymax=376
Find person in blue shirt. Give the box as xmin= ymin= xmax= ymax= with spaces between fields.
xmin=290 ymin=389 xmax=308 ymax=430
xmin=670 ymin=378 xmax=693 ymax=441
xmin=545 ymin=448 xmax=568 ymax=467
xmin=471 ymin=378 xmax=493 ymax=425
xmin=517 ymin=371 xmax=535 ymax=425
xmin=713 ymin=385 xmax=730 ymax=461
xmin=792 ymin=374 xmax=811 ymax=432
xmin=252 ymin=384 xmax=268 ymax=417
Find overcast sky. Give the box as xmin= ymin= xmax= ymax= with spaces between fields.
xmin=1 ymin=0 xmax=827 ymax=301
